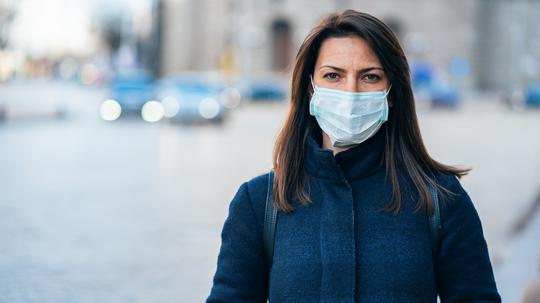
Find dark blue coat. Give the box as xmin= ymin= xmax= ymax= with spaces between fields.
xmin=206 ymin=126 xmax=501 ymax=302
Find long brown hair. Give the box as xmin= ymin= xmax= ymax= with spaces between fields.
xmin=273 ymin=10 xmax=469 ymax=214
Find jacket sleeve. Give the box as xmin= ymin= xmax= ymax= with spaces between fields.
xmin=437 ymin=176 xmax=501 ymax=302
xmin=206 ymin=182 xmax=268 ymax=303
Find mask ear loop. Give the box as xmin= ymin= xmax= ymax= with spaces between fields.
xmin=310 ymin=75 xmax=317 ymax=91
xmin=385 ymin=84 xmax=393 ymax=109
xmin=308 ymin=75 xmax=318 ymax=100
xmin=383 ymin=84 xmax=393 ymax=97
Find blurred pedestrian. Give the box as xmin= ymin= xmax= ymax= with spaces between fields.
xmin=522 ymin=256 xmax=540 ymax=303
xmin=207 ymin=10 xmax=500 ymax=302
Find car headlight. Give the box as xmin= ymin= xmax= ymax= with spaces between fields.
xmin=141 ymin=100 xmax=165 ymax=122
xmin=161 ymin=96 xmax=180 ymax=117
xmin=198 ymin=97 xmax=220 ymax=119
xmin=100 ymin=99 xmax=122 ymax=121
xmin=220 ymin=87 xmax=242 ymax=109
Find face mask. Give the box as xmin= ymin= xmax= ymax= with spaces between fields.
xmin=309 ymin=80 xmax=391 ymax=147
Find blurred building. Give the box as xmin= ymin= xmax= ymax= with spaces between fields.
xmin=477 ymin=0 xmax=540 ymax=91
xmin=159 ymin=0 xmax=540 ymax=91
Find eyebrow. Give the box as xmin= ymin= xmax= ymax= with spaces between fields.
xmin=319 ymin=65 xmax=384 ymax=74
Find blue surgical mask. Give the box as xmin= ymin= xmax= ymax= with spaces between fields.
xmin=309 ymin=79 xmax=391 ymax=147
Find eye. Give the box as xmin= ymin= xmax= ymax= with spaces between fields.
xmin=362 ymin=73 xmax=382 ymax=83
xmin=323 ymin=72 xmax=340 ymax=81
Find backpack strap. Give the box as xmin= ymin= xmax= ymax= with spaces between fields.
xmin=428 ymin=183 xmax=442 ymax=267
xmin=263 ymin=170 xmax=278 ymax=265
xmin=263 ymin=172 xmax=442 ymax=269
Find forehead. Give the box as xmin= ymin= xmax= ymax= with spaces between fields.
xmin=315 ymin=36 xmax=381 ymax=69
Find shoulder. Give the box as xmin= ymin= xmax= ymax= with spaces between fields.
xmin=230 ymin=171 xmax=271 ymax=206
xmin=433 ymin=172 xmax=484 ymax=230
xmin=433 ymin=171 xmax=461 ymax=192
xmin=244 ymin=171 xmax=272 ymax=221
xmin=244 ymin=171 xmax=273 ymax=205
xmin=227 ymin=171 xmax=272 ymax=232
xmin=432 ymin=171 xmax=472 ymax=204
xmin=221 ymin=172 xmax=272 ymax=240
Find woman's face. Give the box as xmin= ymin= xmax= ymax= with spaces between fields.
xmin=313 ymin=36 xmax=389 ymax=93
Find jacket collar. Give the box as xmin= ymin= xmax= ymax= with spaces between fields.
xmin=305 ymin=124 xmax=387 ymax=181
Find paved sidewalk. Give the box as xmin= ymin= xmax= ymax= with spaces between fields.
xmin=494 ymin=198 xmax=540 ymax=303
xmin=0 ymin=84 xmax=538 ymax=302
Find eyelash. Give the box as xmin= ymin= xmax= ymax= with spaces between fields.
xmin=363 ymin=74 xmax=381 ymax=82
xmin=323 ymin=72 xmax=340 ymax=80
xmin=322 ymin=73 xmax=382 ymax=82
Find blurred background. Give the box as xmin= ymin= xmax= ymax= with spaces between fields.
xmin=0 ymin=0 xmax=539 ymax=302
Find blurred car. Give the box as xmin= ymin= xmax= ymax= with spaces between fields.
xmin=0 ymin=79 xmax=68 ymax=122
xmin=525 ymin=85 xmax=540 ymax=107
xmin=155 ymin=73 xmax=239 ymax=124
xmin=100 ymin=69 xmax=158 ymax=121
xmin=414 ymin=85 xmax=461 ymax=108
xmin=235 ymin=76 xmax=287 ymax=102
xmin=427 ymin=84 xmax=460 ymax=108
xmin=503 ymin=85 xmax=540 ymax=110
xmin=411 ymin=60 xmax=461 ymax=108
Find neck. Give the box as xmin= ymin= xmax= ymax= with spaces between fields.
xmin=305 ymin=124 xmax=387 ymax=181
xmin=321 ymin=131 xmax=357 ymax=155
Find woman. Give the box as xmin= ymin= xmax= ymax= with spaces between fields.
xmin=207 ymin=10 xmax=500 ymax=302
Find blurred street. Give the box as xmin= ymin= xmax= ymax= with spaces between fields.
xmin=0 ymin=80 xmax=539 ymax=302
xmin=0 ymin=80 xmax=282 ymax=302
